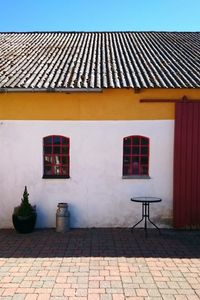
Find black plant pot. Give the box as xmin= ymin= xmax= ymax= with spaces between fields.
xmin=12 ymin=207 xmax=37 ymax=233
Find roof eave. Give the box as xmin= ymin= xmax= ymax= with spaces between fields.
xmin=0 ymin=87 xmax=103 ymax=93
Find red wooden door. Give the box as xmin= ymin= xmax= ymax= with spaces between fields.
xmin=173 ymin=102 xmax=200 ymax=228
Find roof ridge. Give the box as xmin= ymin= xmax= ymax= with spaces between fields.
xmin=0 ymin=31 xmax=200 ymax=34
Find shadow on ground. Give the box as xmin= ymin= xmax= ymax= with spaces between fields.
xmin=0 ymin=228 xmax=200 ymax=259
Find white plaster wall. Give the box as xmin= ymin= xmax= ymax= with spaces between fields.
xmin=0 ymin=120 xmax=174 ymax=229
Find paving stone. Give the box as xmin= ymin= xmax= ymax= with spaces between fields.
xmin=51 ymin=288 xmax=64 ymax=296
xmin=37 ymin=294 xmax=50 ymax=300
xmin=89 ymin=280 xmax=100 ymax=288
xmin=77 ymin=276 xmax=88 ymax=283
xmin=106 ymin=288 xmax=124 ymax=294
xmin=31 ymin=281 xmax=43 ymax=288
xmin=12 ymin=295 xmax=26 ymax=300
xmin=136 ymin=288 xmax=148 ymax=296
xmin=17 ymin=288 xmax=35 ymax=294
xmin=43 ymin=281 xmax=55 ymax=288
xmin=88 ymin=295 xmax=100 ymax=300
xmin=167 ymin=282 xmax=180 ymax=289
xmin=110 ymin=280 xmax=123 ymax=288
xmin=67 ymin=277 xmax=78 ymax=283
xmin=68 ymin=297 xmax=87 ymax=300
xmin=186 ymin=296 xmax=199 ymax=300
xmin=63 ymin=288 xmax=76 ymax=297
xmin=162 ymin=296 xmax=176 ymax=300
xmin=176 ymin=289 xmax=195 ymax=295
xmin=72 ymin=283 xmax=88 ymax=289
xmin=33 ymin=288 xmax=52 ymax=294
xmin=121 ymin=276 xmax=133 ymax=283
xmin=125 ymin=296 xmax=145 ymax=300
xmin=159 ymin=289 xmax=178 ymax=295
xmin=19 ymin=281 xmax=32 ymax=288
xmin=75 ymin=288 xmax=88 ymax=296
xmin=54 ymin=283 xmax=70 ymax=289
xmin=175 ymin=296 xmax=187 ymax=300
xmin=177 ymin=282 xmax=191 ymax=289
xmin=148 ymin=289 xmax=161 ymax=297
xmin=55 ymin=276 xmax=67 ymax=283
xmin=124 ymin=288 xmax=136 ymax=296
xmin=49 ymin=297 xmax=68 ymax=300
xmin=2 ymin=288 xmax=17 ymax=296
xmin=122 ymin=283 xmax=139 ymax=289
xmin=24 ymin=295 xmax=38 ymax=300
xmin=100 ymin=295 xmax=112 ymax=300
xmin=112 ymin=295 xmax=125 ymax=300
xmin=88 ymin=288 xmax=106 ymax=294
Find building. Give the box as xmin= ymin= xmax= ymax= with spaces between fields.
xmin=0 ymin=31 xmax=200 ymax=229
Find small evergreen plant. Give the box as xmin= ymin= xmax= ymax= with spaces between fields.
xmin=18 ymin=186 xmax=34 ymax=217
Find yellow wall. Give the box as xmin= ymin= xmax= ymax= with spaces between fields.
xmin=1 ymin=88 xmax=200 ymax=120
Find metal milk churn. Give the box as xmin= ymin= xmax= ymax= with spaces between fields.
xmin=56 ymin=203 xmax=70 ymax=232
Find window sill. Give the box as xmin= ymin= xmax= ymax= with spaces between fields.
xmin=122 ymin=175 xmax=151 ymax=179
xmin=42 ymin=175 xmax=70 ymax=179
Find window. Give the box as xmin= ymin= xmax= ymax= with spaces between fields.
xmin=43 ymin=135 xmax=70 ymax=178
xmin=123 ymin=135 xmax=149 ymax=178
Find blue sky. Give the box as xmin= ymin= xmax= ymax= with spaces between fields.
xmin=1 ymin=0 xmax=200 ymax=32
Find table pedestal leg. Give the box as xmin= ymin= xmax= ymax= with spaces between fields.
xmin=131 ymin=202 xmax=161 ymax=237
xmin=131 ymin=201 xmax=145 ymax=232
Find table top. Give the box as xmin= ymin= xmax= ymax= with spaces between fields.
xmin=131 ymin=197 xmax=162 ymax=203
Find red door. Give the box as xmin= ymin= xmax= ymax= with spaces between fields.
xmin=173 ymin=102 xmax=200 ymax=228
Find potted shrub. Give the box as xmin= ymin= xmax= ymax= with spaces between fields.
xmin=12 ymin=186 xmax=37 ymax=233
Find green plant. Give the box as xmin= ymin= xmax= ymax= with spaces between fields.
xmin=17 ymin=186 xmax=34 ymax=217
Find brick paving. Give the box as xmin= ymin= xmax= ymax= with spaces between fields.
xmin=0 ymin=228 xmax=200 ymax=299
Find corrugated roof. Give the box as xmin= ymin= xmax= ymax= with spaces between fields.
xmin=0 ymin=31 xmax=200 ymax=89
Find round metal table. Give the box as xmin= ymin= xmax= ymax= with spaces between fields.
xmin=130 ymin=197 xmax=162 ymax=237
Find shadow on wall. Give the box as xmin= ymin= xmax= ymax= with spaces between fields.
xmin=35 ymin=205 xmax=48 ymax=228
xmin=35 ymin=202 xmax=76 ymax=229
xmin=67 ymin=203 xmax=78 ymax=229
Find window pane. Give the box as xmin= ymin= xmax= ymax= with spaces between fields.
xmin=62 ymin=137 xmax=69 ymax=145
xmin=53 ymin=136 xmax=61 ymax=144
xmin=141 ymin=147 xmax=148 ymax=155
xmin=141 ymin=137 xmax=148 ymax=145
xmin=123 ymin=156 xmax=131 ymax=164
xmin=124 ymin=147 xmax=131 ymax=155
xmin=141 ymin=156 xmax=148 ymax=164
xmin=44 ymin=146 xmax=52 ymax=154
xmin=44 ymin=136 xmax=52 ymax=145
xmin=44 ymin=156 xmax=53 ymax=164
xmin=133 ymin=137 xmax=139 ymax=145
xmin=62 ymin=166 xmax=68 ymax=175
xmin=132 ymin=162 xmax=140 ymax=174
xmin=44 ymin=166 xmax=52 ymax=175
xmin=54 ymin=147 xmax=61 ymax=154
xmin=62 ymin=147 xmax=68 ymax=154
xmin=123 ymin=165 xmax=129 ymax=176
xmin=132 ymin=147 xmax=139 ymax=155
xmin=124 ymin=138 xmax=131 ymax=145
xmin=54 ymin=166 xmax=61 ymax=175
xmin=54 ymin=155 xmax=61 ymax=164
xmin=141 ymin=166 xmax=148 ymax=175
xmin=133 ymin=156 xmax=139 ymax=163
xmin=62 ymin=156 xmax=68 ymax=164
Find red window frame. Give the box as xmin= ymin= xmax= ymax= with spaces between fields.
xmin=123 ymin=135 xmax=149 ymax=177
xmin=43 ymin=135 xmax=70 ymax=179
